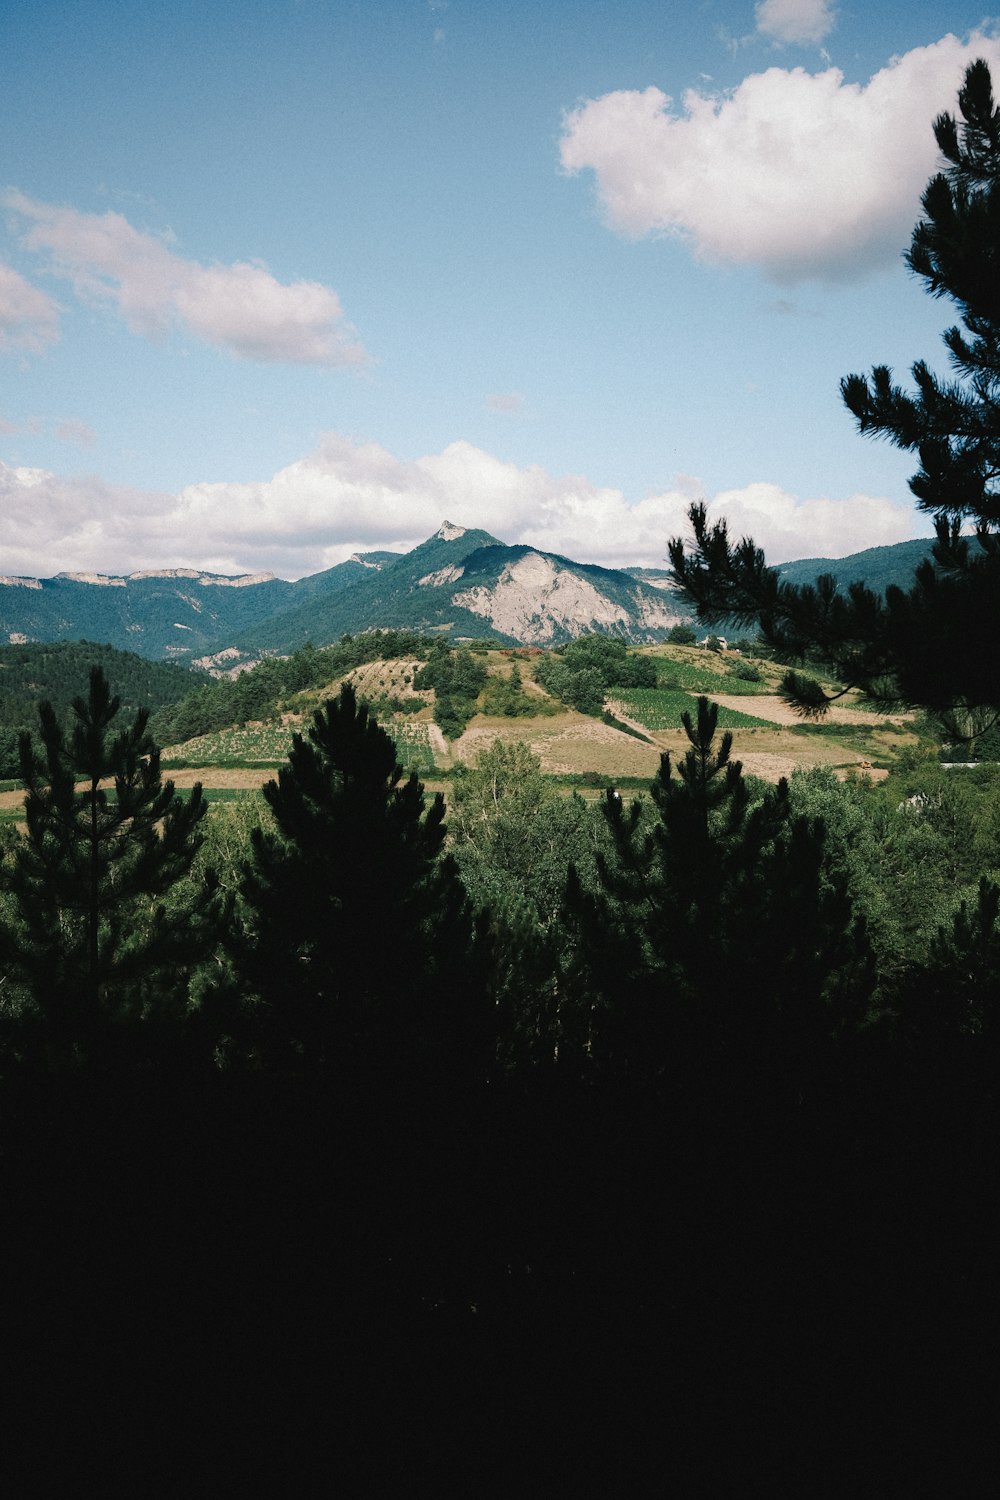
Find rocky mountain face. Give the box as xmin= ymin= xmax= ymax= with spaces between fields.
xmin=2 ymin=524 xmax=940 ymax=666
xmin=0 ymin=523 xmax=690 ymax=663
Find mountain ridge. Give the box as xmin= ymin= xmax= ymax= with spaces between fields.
xmin=1 ymin=524 xmax=941 ymax=664
xmin=0 ymin=522 xmax=687 ymax=661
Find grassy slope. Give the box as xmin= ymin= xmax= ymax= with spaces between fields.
xmin=153 ymin=644 xmax=923 ymax=794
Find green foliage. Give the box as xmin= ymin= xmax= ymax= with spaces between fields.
xmin=563 ymin=665 xmax=605 ymax=714
xmin=0 ymin=667 xmax=215 ymax=1055
xmin=450 ymin=741 xmax=613 ymax=1065
xmin=667 ymin=623 xmax=697 ymax=645
xmin=479 ymin=664 xmax=538 ymax=717
xmin=0 ymin=640 xmax=201 ymax=778
xmin=413 ymin=641 xmax=488 ymax=737
xmin=601 ymin=710 xmax=652 ymax=742
xmin=559 ymin=635 xmax=658 ymax=688
xmin=902 ymin=877 xmax=1000 ymax=1044
xmin=654 ymin=654 xmax=768 ymax=695
xmin=151 ymin=629 xmax=431 ymax=745
xmin=669 ymin=62 xmax=1000 ymax=723
xmin=535 ymin=654 xmax=604 ymax=713
xmin=564 ymin=698 xmax=871 ymax=1079
xmin=611 ymin=687 xmax=775 ymax=731
xmin=535 ymin=635 xmax=658 ymax=715
xmin=164 ymin=723 xmax=295 ymax=766
xmin=787 ymin=762 xmax=1000 ymax=1002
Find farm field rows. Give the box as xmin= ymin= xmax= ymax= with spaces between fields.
xmin=0 ymin=647 xmax=917 ymax=826
xmin=152 ymin=644 xmax=915 ymax=792
xmin=609 ymin=687 xmax=777 ymax=732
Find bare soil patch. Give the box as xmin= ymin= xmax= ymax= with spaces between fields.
xmin=0 ymin=764 xmax=275 ymax=817
xmin=167 ymin=767 xmax=275 ymax=791
xmin=455 ymin=714 xmax=667 ymax=777
xmin=709 ymin=694 xmax=913 ymax=729
xmin=451 ymin=710 xmax=889 ymax=783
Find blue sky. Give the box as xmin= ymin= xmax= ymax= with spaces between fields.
xmin=2 ymin=0 xmax=998 ymax=579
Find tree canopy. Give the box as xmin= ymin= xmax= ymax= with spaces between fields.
xmin=0 ymin=666 xmax=212 ymax=1057
xmin=235 ymin=681 xmax=488 ymax=1076
xmin=668 ymin=59 xmax=1000 ymax=734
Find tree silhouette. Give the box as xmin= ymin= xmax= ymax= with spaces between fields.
xmin=0 ymin=665 xmax=211 ymax=1058
xmin=236 ymin=682 xmax=488 ymax=1077
xmin=669 ymin=60 xmax=1000 ymax=730
xmin=565 ymin=698 xmax=870 ymax=1083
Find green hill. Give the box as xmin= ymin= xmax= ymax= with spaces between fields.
xmin=775 ymin=538 xmax=943 ymax=593
xmin=2 ymin=529 xmax=955 ymax=670
xmin=0 ymin=569 xmax=296 ymax=661
xmin=0 ymin=641 xmax=203 ymax=780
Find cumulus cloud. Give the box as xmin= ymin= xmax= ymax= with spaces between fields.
xmin=756 ymin=0 xmax=835 ymax=47
xmin=0 ymin=462 xmax=177 ymax=578
xmin=0 ymin=260 xmax=60 ymax=353
xmin=560 ymin=31 xmax=1000 ymax=281
xmin=3 ymin=191 xmax=367 ymax=366
xmin=1 ymin=438 xmax=920 ymax=581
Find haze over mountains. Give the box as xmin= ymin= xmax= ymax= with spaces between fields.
xmin=1 ymin=521 xmax=938 ymax=667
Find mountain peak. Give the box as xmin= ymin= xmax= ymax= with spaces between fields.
xmin=435 ymin=521 xmax=467 ymax=542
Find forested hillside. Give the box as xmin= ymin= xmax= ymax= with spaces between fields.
xmin=0 ymin=568 xmax=297 ymax=659
xmin=0 ymin=522 xmax=686 ymax=661
xmin=775 ymin=536 xmax=942 ymax=593
xmin=0 ymin=640 xmax=202 ymax=778
xmin=149 ymin=628 xmax=434 ymax=746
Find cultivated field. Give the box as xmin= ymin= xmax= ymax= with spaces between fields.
xmin=0 ymin=645 xmax=917 ymax=821
xmin=173 ymin=645 xmax=919 ymax=790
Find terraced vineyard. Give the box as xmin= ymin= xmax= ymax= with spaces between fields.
xmin=389 ymin=720 xmax=437 ymax=774
xmin=165 ymin=724 xmax=295 ymax=766
xmin=164 ymin=715 xmax=439 ymax=774
xmin=653 ymin=657 xmax=776 ymax=696
xmin=612 ymin=687 xmax=778 ymax=732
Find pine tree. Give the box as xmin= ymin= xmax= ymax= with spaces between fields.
xmin=668 ymin=60 xmax=1000 ymax=728
xmin=565 ymin=698 xmax=870 ymax=1083
xmin=0 ymin=666 xmax=211 ymax=1057
xmin=236 ymin=682 xmax=488 ymax=1077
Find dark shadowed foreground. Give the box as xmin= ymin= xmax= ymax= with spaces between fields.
xmin=2 ymin=676 xmax=997 ymax=1493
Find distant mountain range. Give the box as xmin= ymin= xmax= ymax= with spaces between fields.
xmin=0 ymin=523 xmax=687 ymax=664
xmin=0 ymin=523 xmax=941 ymax=665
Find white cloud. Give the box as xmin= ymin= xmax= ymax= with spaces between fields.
xmin=756 ymin=0 xmax=835 ymax=47
xmin=0 ymin=260 xmax=60 ymax=353
xmin=3 ymin=192 xmax=367 ymax=366
xmin=0 ymin=438 xmax=920 ymax=581
xmin=0 ymin=462 xmax=176 ymax=578
xmin=560 ymin=31 xmax=1000 ymax=281
xmin=698 ymin=481 xmax=920 ymax=561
